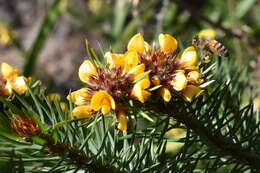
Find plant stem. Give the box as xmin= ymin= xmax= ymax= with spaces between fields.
xmin=37 ymin=133 xmax=119 ymax=173
xmin=151 ymin=101 xmax=260 ymax=169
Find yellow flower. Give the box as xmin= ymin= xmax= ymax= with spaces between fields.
xmin=187 ymin=71 xmax=202 ymax=84
xmin=0 ymin=63 xmax=28 ymax=96
xmin=170 ymin=71 xmax=187 ymax=91
xmin=159 ymin=33 xmax=178 ymax=53
xmin=198 ymin=29 xmax=216 ymax=39
xmin=127 ymin=33 xmax=145 ymax=53
xmin=159 ymin=87 xmax=172 ymax=102
xmin=78 ymin=60 xmax=98 ymax=83
xmin=182 ymin=85 xmax=202 ymax=102
xmin=90 ymin=90 xmax=116 ymax=115
xmin=1 ymin=62 xmax=19 ymax=80
xmin=132 ymin=78 xmax=151 ymax=103
xmin=123 ymin=51 xmax=139 ymax=72
xmin=127 ymin=63 xmax=145 ymax=80
xmin=72 ymin=105 xmax=95 ymax=118
xmin=0 ymin=82 xmax=12 ymax=97
xmin=179 ymin=46 xmax=198 ymax=68
xmin=0 ymin=26 xmax=11 ymax=44
xmin=151 ymin=76 xmax=161 ymax=85
xmin=67 ymin=88 xmax=91 ymax=105
xmin=104 ymin=52 xmax=125 ymax=69
xmin=117 ymin=111 xmax=128 ymax=131
xmin=10 ymin=76 xmax=28 ymax=94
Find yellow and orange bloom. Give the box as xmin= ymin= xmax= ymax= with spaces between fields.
xmin=159 ymin=33 xmax=178 ymax=53
xmin=69 ymin=32 xmax=211 ymax=131
xmin=159 ymin=87 xmax=172 ymax=102
xmin=90 ymin=90 xmax=116 ymax=115
xmin=67 ymin=88 xmax=91 ymax=106
xmin=182 ymin=85 xmax=203 ymax=102
xmin=72 ymin=105 xmax=95 ymax=118
xmin=78 ymin=60 xmax=98 ymax=83
xmin=117 ymin=111 xmax=128 ymax=131
xmin=104 ymin=52 xmax=125 ymax=69
xmin=127 ymin=33 xmax=145 ymax=53
xmin=0 ymin=62 xmax=29 ymax=97
xmin=198 ymin=29 xmax=216 ymax=39
xmin=179 ymin=46 xmax=198 ymax=69
xmin=132 ymin=78 xmax=151 ymax=103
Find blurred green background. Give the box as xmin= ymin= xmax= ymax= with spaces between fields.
xmin=0 ymin=0 xmax=259 ymax=96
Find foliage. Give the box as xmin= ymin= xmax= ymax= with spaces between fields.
xmin=0 ymin=0 xmax=260 ymax=172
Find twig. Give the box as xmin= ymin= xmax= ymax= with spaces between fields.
xmin=151 ymin=102 xmax=260 ymax=169
xmin=39 ymin=133 xmax=120 ymax=173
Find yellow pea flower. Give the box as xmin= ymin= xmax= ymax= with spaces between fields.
xmin=132 ymin=78 xmax=151 ymax=103
xmin=78 ymin=60 xmax=98 ymax=83
xmin=1 ymin=62 xmax=19 ymax=80
xmin=170 ymin=72 xmax=187 ymax=91
xmin=127 ymin=63 xmax=145 ymax=80
xmin=67 ymin=88 xmax=91 ymax=105
xmin=127 ymin=33 xmax=145 ymax=53
xmin=0 ymin=82 xmax=12 ymax=97
xmin=123 ymin=51 xmax=139 ymax=72
xmin=151 ymin=76 xmax=161 ymax=85
xmin=198 ymin=29 xmax=216 ymax=39
xmin=187 ymin=71 xmax=202 ymax=84
xmin=159 ymin=33 xmax=178 ymax=53
xmin=179 ymin=46 xmax=198 ymax=68
xmin=117 ymin=111 xmax=128 ymax=131
xmin=182 ymin=85 xmax=203 ymax=102
xmin=159 ymin=87 xmax=172 ymax=102
xmin=90 ymin=90 xmax=116 ymax=115
xmin=104 ymin=52 xmax=125 ymax=69
xmin=0 ymin=26 xmax=11 ymax=44
xmin=10 ymin=76 xmax=28 ymax=95
xmin=72 ymin=105 xmax=95 ymax=118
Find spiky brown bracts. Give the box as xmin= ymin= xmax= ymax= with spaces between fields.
xmin=88 ymin=68 xmax=134 ymax=99
xmin=139 ymin=50 xmax=180 ymax=86
xmin=10 ymin=115 xmax=40 ymax=137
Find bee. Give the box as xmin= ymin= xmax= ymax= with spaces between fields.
xmin=192 ymin=35 xmax=229 ymax=57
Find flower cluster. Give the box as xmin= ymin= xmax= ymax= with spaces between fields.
xmin=0 ymin=63 xmax=29 ymax=97
xmin=69 ymin=33 xmax=206 ymax=131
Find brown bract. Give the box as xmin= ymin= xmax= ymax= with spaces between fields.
xmin=139 ymin=49 xmax=179 ymax=86
xmin=88 ymin=68 xmax=134 ymax=100
xmin=10 ymin=115 xmax=39 ymax=137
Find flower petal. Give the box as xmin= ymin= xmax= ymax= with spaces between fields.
xmin=132 ymin=78 xmax=151 ymax=103
xmin=179 ymin=46 xmax=198 ymax=68
xmin=198 ymin=29 xmax=216 ymax=39
xmin=1 ymin=63 xmax=19 ymax=79
xmin=151 ymin=76 xmax=161 ymax=85
xmin=10 ymin=76 xmax=28 ymax=94
xmin=170 ymin=72 xmax=187 ymax=91
xmin=187 ymin=71 xmax=202 ymax=84
xmin=90 ymin=90 xmax=115 ymax=114
xmin=127 ymin=63 xmax=145 ymax=80
xmin=72 ymin=105 xmax=94 ymax=118
xmin=67 ymin=88 xmax=91 ymax=105
xmin=159 ymin=87 xmax=172 ymax=102
xmin=78 ymin=60 xmax=97 ymax=83
xmin=123 ymin=51 xmax=139 ymax=72
xmin=117 ymin=111 xmax=128 ymax=131
xmin=182 ymin=85 xmax=203 ymax=102
xmin=104 ymin=52 xmax=125 ymax=69
xmin=127 ymin=33 xmax=145 ymax=53
xmin=159 ymin=33 xmax=178 ymax=53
